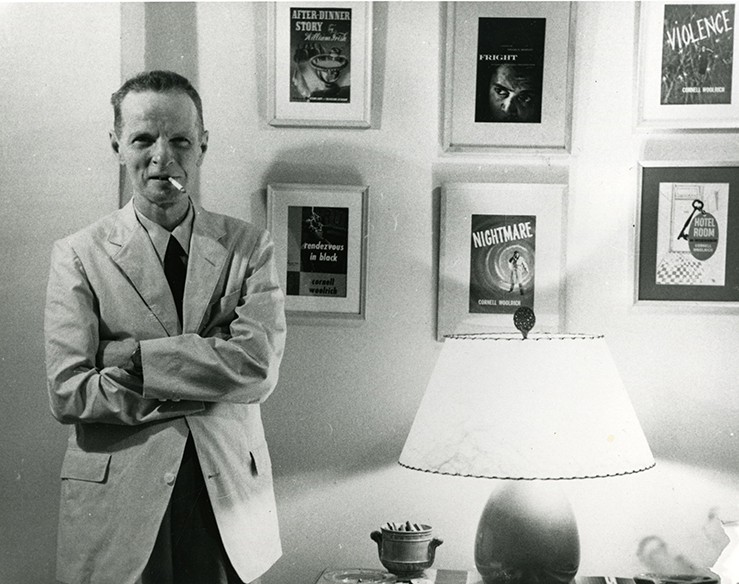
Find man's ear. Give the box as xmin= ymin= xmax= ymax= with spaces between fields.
xmin=197 ymin=130 xmax=209 ymax=167
xmin=109 ymin=130 xmax=122 ymax=161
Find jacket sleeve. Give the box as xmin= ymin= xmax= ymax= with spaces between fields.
xmin=44 ymin=239 xmax=206 ymax=425
xmin=139 ymin=229 xmax=287 ymax=404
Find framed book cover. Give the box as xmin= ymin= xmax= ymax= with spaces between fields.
xmin=437 ymin=183 xmax=567 ymax=340
xmin=267 ymin=2 xmax=372 ymax=128
xmin=636 ymin=161 xmax=739 ymax=307
xmin=442 ymin=2 xmax=575 ymax=153
xmin=636 ymin=1 xmax=739 ymax=130
xmin=469 ymin=214 xmax=537 ymax=313
xmin=267 ymin=184 xmax=368 ymax=321
xmin=474 ymin=17 xmax=546 ymax=124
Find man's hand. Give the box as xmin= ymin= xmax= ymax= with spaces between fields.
xmin=95 ymin=339 xmax=143 ymax=387
xmin=97 ymin=338 xmax=138 ymax=369
xmin=92 ymin=339 xmax=144 ymax=396
xmin=129 ymin=343 xmax=143 ymax=377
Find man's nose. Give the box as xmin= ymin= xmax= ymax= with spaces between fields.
xmin=151 ymin=139 xmax=174 ymax=167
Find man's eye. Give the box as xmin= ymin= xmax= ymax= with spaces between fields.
xmin=172 ymin=138 xmax=192 ymax=147
xmin=132 ymin=137 xmax=153 ymax=146
xmin=517 ymin=93 xmax=533 ymax=105
xmin=493 ymin=85 xmax=509 ymax=98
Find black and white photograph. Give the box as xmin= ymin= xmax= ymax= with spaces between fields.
xmin=2 ymin=3 xmax=739 ymax=584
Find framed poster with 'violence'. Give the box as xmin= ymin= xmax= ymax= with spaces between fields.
xmin=636 ymin=1 xmax=739 ymax=130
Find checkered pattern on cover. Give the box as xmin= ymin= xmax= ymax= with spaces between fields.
xmin=656 ymin=252 xmax=703 ymax=285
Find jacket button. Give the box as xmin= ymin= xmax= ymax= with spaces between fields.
xmin=164 ymin=472 xmax=176 ymax=485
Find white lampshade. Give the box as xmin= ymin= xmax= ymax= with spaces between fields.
xmin=399 ymin=333 xmax=655 ymax=480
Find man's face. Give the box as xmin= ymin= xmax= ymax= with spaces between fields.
xmin=110 ymin=90 xmax=208 ymax=209
xmin=488 ymin=65 xmax=539 ymax=122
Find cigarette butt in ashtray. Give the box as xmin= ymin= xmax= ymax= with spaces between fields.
xmin=382 ymin=521 xmax=427 ymax=532
xmin=168 ymin=177 xmax=186 ymax=193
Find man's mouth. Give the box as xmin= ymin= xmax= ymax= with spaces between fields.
xmin=146 ymin=175 xmax=186 ymax=193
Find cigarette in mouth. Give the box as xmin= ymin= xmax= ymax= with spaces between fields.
xmin=168 ymin=177 xmax=186 ymax=193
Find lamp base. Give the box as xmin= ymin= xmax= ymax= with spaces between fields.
xmin=474 ymin=481 xmax=580 ymax=584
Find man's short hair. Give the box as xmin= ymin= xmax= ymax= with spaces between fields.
xmin=111 ymin=70 xmax=204 ymax=134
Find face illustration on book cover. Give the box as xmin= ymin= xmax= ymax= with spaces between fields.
xmin=661 ymin=4 xmax=734 ymax=105
xmin=286 ymin=205 xmax=349 ymax=297
xmin=290 ymin=7 xmax=352 ymax=103
xmin=469 ymin=214 xmax=536 ymax=314
xmin=475 ymin=17 xmax=546 ymax=124
xmin=654 ymin=182 xmax=729 ymax=287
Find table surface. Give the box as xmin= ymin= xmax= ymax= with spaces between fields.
xmin=314 ymin=568 xmax=643 ymax=584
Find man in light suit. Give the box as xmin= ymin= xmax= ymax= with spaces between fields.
xmin=44 ymin=70 xmax=286 ymax=584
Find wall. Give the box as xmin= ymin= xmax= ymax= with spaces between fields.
xmin=0 ymin=4 xmax=121 ymax=583
xmin=1 ymin=3 xmax=737 ymax=583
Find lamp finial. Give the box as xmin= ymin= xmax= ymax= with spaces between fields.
xmin=513 ymin=307 xmax=535 ymax=339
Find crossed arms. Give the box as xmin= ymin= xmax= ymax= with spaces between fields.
xmin=44 ymin=230 xmax=286 ymax=426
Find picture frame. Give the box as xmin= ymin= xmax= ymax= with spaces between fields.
xmin=437 ymin=183 xmax=567 ymax=341
xmin=267 ymin=183 xmax=369 ymax=321
xmin=635 ymin=161 xmax=739 ymax=307
xmin=442 ymin=2 xmax=575 ymax=153
xmin=635 ymin=1 xmax=739 ymax=130
xmin=267 ymin=2 xmax=372 ymax=128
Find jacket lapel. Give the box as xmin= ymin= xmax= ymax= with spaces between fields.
xmin=183 ymin=205 xmax=228 ymax=334
xmin=106 ymin=201 xmax=180 ymax=336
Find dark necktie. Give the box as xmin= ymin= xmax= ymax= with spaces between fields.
xmin=164 ymin=235 xmax=187 ymax=324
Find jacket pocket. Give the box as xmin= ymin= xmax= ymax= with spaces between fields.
xmin=60 ymin=449 xmax=111 ymax=483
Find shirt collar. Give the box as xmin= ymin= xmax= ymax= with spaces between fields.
xmin=132 ymin=199 xmax=194 ymax=263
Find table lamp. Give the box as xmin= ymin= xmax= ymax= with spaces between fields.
xmin=399 ymin=330 xmax=655 ymax=584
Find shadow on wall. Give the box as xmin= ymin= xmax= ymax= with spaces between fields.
xmin=637 ymin=511 xmax=726 ymax=575
xmin=256 ymin=144 xmax=443 ymax=481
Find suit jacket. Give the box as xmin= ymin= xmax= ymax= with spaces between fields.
xmin=44 ymin=200 xmax=286 ymax=584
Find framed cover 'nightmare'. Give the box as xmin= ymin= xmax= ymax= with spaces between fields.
xmin=438 ymin=183 xmax=567 ymax=340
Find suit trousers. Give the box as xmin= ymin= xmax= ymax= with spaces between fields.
xmin=139 ymin=434 xmax=245 ymax=584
